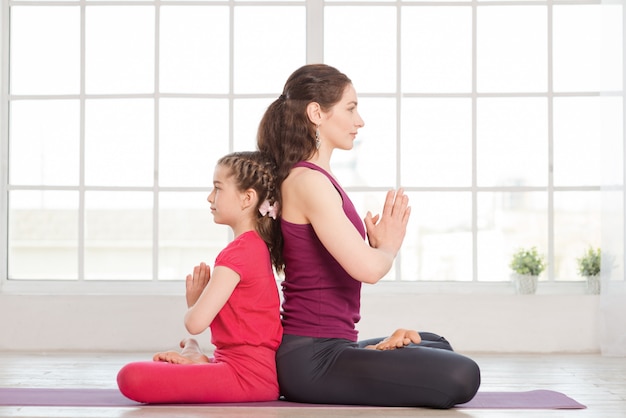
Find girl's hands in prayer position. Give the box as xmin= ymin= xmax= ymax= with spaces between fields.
xmin=365 ymin=329 xmax=422 ymax=351
xmin=186 ymin=262 xmax=210 ymax=308
xmin=364 ymin=189 xmax=411 ymax=258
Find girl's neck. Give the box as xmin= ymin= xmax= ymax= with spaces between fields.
xmin=231 ymin=218 xmax=256 ymax=238
xmin=232 ymin=227 xmax=255 ymax=239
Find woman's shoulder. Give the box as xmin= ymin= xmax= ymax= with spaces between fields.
xmin=285 ymin=170 xmax=345 ymax=223
xmin=286 ymin=167 xmax=340 ymax=205
xmin=285 ymin=164 xmax=332 ymax=190
xmin=282 ymin=165 xmax=342 ymax=223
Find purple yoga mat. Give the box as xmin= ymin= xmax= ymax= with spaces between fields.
xmin=457 ymin=390 xmax=586 ymax=409
xmin=0 ymin=387 xmax=586 ymax=409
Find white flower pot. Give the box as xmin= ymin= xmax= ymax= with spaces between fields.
xmin=511 ymin=273 xmax=538 ymax=295
xmin=585 ymin=275 xmax=601 ymax=295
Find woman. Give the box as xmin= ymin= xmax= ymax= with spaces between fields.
xmin=257 ymin=64 xmax=481 ymax=409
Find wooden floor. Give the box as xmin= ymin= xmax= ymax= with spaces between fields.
xmin=0 ymin=352 xmax=624 ymax=418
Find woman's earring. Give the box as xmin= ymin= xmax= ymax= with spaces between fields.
xmin=315 ymin=126 xmax=321 ymax=149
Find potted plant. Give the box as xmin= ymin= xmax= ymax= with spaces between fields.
xmin=509 ymin=247 xmax=546 ymax=294
xmin=576 ymin=247 xmax=601 ymax=295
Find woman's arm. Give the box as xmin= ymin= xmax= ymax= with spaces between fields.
xmin=183 ymin=265 xmax=240 ymax=335
xmin=283 ymin=169 xmax=410 ymax=284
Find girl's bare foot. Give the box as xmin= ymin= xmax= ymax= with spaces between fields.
xmin=153 ymin=338 xmax=211 ymax=364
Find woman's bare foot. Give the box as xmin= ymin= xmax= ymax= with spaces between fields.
xmin=153 ymin=338 xmax=211 ymax=364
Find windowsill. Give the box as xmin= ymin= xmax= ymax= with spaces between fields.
xmin=0 ymin=280 xmax=187 ymax=296
xmin=363 ymin=280 xmax=596 ymax=295
xmin=0 ymin=278 xmax=598 ymax=296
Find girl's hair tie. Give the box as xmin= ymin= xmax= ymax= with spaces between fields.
xmin=259 ymin=200 xmax=279 ymax=220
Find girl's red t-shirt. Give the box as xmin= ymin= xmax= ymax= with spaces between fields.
xmin=212 ymin=230 xmax=283 ymax=351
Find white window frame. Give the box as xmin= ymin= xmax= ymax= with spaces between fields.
xmin=0 ymin=0 xmax=623 ymax=296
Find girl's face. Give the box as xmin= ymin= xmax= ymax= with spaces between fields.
xmin=319 ymin=84 xmax=365 ymax=150
xmin=207 ymin=164 xmax=245 ymax=227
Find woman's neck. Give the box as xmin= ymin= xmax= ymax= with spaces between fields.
xmin=307 ymin=150 xmax=332 ymax=172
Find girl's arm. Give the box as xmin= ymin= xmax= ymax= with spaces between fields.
xmin=283 ymin=169 xmax=410 ymax=284
xmin=184 ymin=265 xmax=240 ymax=335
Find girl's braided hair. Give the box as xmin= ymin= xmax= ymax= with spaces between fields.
xmin=217 ymin=151 xmax=284 ymax=273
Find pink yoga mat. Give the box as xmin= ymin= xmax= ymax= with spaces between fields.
xmin=0 ymin=388 xmax=586 ymax=409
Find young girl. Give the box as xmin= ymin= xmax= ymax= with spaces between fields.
xmin=117 ymin=151 xmax=283 ymax=404
xmin=257 ymin=64 xmax=481 ymax=408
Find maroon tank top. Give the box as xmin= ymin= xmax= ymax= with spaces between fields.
xmin=280 ymin=161 xmax=365 ymax=341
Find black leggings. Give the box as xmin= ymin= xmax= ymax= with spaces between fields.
xmin=276 ymin=333 xmax=481 ymax=409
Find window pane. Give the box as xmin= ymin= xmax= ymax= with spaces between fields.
xmin=234 ymin=6 xmax=306 ymax=94
xmin=401 ymin=98 xmax=472 ymax=187
xmin=160 ymin=6 xmax=229 ymax=94
xmin=9 ymin=100 xmax=79 ymax=186
xmin=553 ymin=5 xmax=623 ymax=92
xmin=554 ymin=191 xmax=601 ymax=281
xmin=333 ymin=98 xmax=396 ymax=187
xmin=601 ymin=96 xmax=624 ymax=186
xmin=477 ymin=6 xmax=547 ymax=92
xmin=8 ymin=191 xmax=79 ymax=280
xmin=85 ymin=192 xmax=152 ymax=280
xmin=554 ymin=97 xmax=603 ymax=186
xmin=234 ymin=98 xmax=271 ymax=151
xmin=85 ymin=99 xmax=154 ymax=186
xmin=10 ymin=6 xmax=80 ymax=95
xmin=86 ymin=6 xmax=154 ymax=94
xmin=325 ymin=6 xmax=396 ymax=93
xmin=402 ymin=192 xmax=472 ymax=281
xmin=477 ymin=191 xmax=548 ymax=282
xmin=401 ymin=6 xmax=471 ymax=93
xmin=158 ymin=192 xmax=225 ymax=280
xmin=159 ymin=99 xmax=229 ymax=187
xmin=477 ymin=98 xmax=548 ymax=187
xmin=603 ymin=189 xmax=624 ymax=283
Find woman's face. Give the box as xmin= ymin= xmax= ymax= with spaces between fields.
xmin=319 ymin=84 xmax=365 ymax=151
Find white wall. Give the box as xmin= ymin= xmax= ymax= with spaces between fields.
xmin=359 ymin=292 xmax=599 ymax=353
xmin=0 ymin=287 xmax=600 ymax=354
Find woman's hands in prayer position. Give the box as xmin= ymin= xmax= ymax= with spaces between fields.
xmin=364 ymin=189 xmax=411 ymax=259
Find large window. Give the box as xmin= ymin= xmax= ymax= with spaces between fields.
xmin=0 ymin=0 xmax=623 ymax=285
